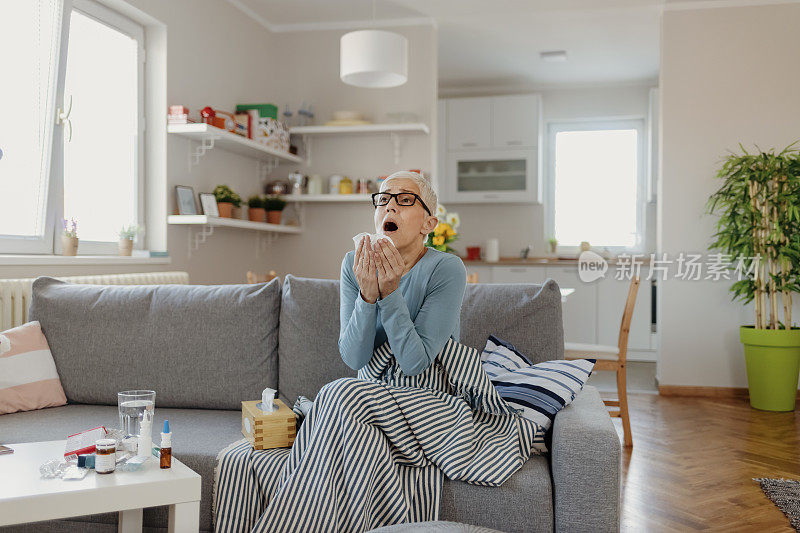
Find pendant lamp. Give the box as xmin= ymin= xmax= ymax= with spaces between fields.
xmin=340 ymin=29 xmax=408 ymax=88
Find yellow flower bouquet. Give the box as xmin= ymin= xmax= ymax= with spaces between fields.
xmin=426 ymin=204 xmax=461 ymax=254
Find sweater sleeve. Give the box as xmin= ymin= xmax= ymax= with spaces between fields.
xmin=338 ymin=252 xmax=378 ymax=371
xmin=378 ymin=254 xmax=467 ymax=376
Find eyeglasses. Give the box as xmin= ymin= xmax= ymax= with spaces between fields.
xmin=372 ymin=192 xmax=432 ymax=216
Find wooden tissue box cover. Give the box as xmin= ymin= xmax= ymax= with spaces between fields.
xmin=241 ymin=399 xmax=297 ymax=450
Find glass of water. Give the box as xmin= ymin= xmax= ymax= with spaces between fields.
xmin=118 ymin=390 xmax=155 ymax=438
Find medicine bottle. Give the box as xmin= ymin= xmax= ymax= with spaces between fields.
xmin=95 ymin=439 xmax=117 ymax=474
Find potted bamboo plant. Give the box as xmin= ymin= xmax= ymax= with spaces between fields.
xmin=247 ymin=195 xmax=266 ymax=222
xmin=264 ymin=195 xmax=286 ymax=225
xmin=707 ymin=144 xmax=800 ymax=411
xmin=213 ymin=185 xmax=241 ymax=218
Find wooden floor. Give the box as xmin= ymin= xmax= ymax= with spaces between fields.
xmin=609 ymin=393 xmax=800 ymax=532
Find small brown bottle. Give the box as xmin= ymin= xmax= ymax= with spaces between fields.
xmin=160 ymin=419 xmax=172 ymax=469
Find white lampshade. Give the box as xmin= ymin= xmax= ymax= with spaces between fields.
xmin=340 ymin=30 xmax=408 ymax=88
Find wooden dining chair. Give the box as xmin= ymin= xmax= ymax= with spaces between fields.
xmin=564 ymin=276 xmax=640 ymax=448
xmin=246 ymin=270 xmax=278 ymax=284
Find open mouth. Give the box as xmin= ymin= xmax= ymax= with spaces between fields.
xmin=383 ymin=220 xmax=399 ymax=232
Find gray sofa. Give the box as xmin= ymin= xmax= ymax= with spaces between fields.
xmin=0 ymin=275 xmax=620 ymax=533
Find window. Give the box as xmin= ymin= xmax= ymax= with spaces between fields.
xmin=546 ymin=119 xmax=645 ymax=250
xmin=0 ymin=0 xmax=144 ymax=254
xmin=0 ymin=0 xmax=62 ymax=253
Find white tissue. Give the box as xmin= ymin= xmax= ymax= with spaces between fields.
xmin=353 ymin=232 xmax=394 ymax=252
xmin=0 ymin=334 xmax=9 ymax=355
xmin=261 ymin=387 xmax=276 ymax=413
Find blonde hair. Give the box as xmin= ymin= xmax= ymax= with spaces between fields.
xmin=381 ymin=171 xmax=437 ymax=216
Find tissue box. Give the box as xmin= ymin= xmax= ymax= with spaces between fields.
xmin=241 ymin=399 xmax=297 ymax=450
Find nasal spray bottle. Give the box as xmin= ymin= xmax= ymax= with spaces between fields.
xmin=160 ymin=420 xmax=172 ymax=469
xmin=137 ymin=410 xmax=153 ymax=459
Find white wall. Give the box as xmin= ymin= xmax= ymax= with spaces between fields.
xmin=659 ymin=3 xmax=800 ymax=388
xmin=449 ymin=84 xmax=655 ymax=259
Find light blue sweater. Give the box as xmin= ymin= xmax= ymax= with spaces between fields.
xmin=339 ymin=247 xmax=467 ymax=376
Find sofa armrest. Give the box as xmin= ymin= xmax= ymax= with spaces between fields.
xmin=550 ymin=385 xmax=621 ymax=533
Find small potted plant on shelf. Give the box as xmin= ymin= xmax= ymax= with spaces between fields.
xmin=118 ymin=224 xmax=141 ymax=256
xmin=548 ymin=237 xmax=558 ymax=255
xmin=61 ymin=217 xmax=78 ymax=256
xmin=263 ymin=195 xmax=287 ymax=224
xmin=707 ymin=143 xmax=800 ymax=411
xmin=247 ymin=195 xmax=266 ymax=222
xmin=213 ymin=185 xmax=241 ymax=218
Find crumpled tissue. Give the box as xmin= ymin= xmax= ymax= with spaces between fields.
xmin=353 ymin=232 xmax=394 ymax=252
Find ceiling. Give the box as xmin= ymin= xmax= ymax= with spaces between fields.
xmin=231 ymin=0 xmax=670 ymax=89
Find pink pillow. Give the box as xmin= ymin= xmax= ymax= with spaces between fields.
xmin=0 ymin=321 xmax=67 ymax=414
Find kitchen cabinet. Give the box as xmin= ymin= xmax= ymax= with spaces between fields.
xmin=440 ymin=94 xmax=542 ymax=203
xmin=446 ymin=97 xmax=492 ymax=150
xmin=490 ymin=266 xmax=548 ymax=284
xmin=446 ymin=149 xmax=537 ymax=203
xmin=596 ymin=276 xmax=652 ymax=351
xmin=544 ymin=266 xmax=597 ymax=345
xmin=491 ymin=95 xmax=539 ymax=148
xmin=464 ymin=265 xmax=495 ymax=284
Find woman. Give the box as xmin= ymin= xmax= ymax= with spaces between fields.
xmin=339 ymin=170 xmax=467 ymax=376
xmin=217 ymin=173 xmax=526 ymax=533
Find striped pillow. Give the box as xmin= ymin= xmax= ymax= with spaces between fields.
xmin=481 ymin=335 xmax=595 ymax=433
xmin=0 ymin=321 xmax=66 ymax=414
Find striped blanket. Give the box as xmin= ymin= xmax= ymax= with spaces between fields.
xmin=214 ymin=338 xmax=543 ymax=533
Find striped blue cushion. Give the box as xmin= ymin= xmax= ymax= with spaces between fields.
xmin=481 ymin=335 xmax=595 ymax=432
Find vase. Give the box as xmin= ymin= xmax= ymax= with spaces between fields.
xmin=118 ymin=238 xmax=134 ymax=256
xmin=266 ymin=211 xmax=282 ymax=224
xmin=248 ymin=207 xmax=266 ymax=223
xmin=740 ymin=326 xmax=800 ymax=411
xmin=61 ymin=235 xmax=78 ymax=256
xmin=218 ymin=202 xmax=233 ymax=218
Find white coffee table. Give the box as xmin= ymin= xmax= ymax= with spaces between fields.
xmin=0 ymin=440 xmax=201 ymax=532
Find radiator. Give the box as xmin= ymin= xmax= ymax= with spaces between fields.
xmin=0 ymin=271 xmax=190 ymax=331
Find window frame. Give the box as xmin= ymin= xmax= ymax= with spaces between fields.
xmin=54 ymin=0 xmax=146 ymax=254
xmin=0 ymin=0 xmax=64 ymax=254
xmin=544 ymin=117 xmax=647 ymax=254
xmin=0 ymin=0 xmax=146 ymax=256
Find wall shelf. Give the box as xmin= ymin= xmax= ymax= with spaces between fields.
xmin=167 ymin=123 xmax=302 ymax=177
xmin=284 ymin=194 xmax=372 ymax=203
xmin=289 ymin=123 xmax=429 ymax=135
xmin=288 ymin=123 xmax=430 ymax=166
xmin=167 ymin=215 xmax=301 ymax=257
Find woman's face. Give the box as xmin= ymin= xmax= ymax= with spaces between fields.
xmin=374 ymin=178 xmax=437 ymax=251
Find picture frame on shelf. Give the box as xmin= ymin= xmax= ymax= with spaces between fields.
xmin=176 ymin=185 xmax=197 ymax=215
xmin=199 ymin=193 xmax=219 ymax=216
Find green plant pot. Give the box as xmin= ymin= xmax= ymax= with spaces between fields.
xmin=740 ymin=326 xmax=800 ymax=411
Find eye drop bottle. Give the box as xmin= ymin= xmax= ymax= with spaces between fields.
xmin=160 ymin=420 xmax=172 ymax=469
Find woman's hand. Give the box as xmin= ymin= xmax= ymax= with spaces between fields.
xmin=353 ymin=236 xmax=379 ymax=303
xmin=375 ymin=239 xmax=405 ymax=298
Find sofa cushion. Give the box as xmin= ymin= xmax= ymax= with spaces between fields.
xmin=440 ymin=454 xmax=554 ymax=533
xmin=28 ymin=277 xmax=280 ymax=410
xmin=277 ymin=275 xmax=355 ymax=404
xmin=459 ymin=280 xmax=564 ymax=364
xmin=0 ymin=404 xmax=242 ymax=531
xmin=0 ymin=321 xmax=67 ymax=414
